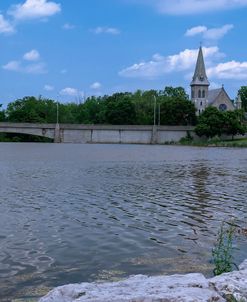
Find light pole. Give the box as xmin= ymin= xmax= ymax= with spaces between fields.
xmin=153 ymin=95 xmax=157 ymax=126
xmin=158 ymin=103 xmax=160 ymax=126
xmin=54 ymin=97 xmax=60 ymax=143
xmin=56 ymin=101 xmax=59 ymax=125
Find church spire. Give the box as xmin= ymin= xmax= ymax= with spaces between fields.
xmin=190 ymin=46 xmax=210 ymax=115
xmin=191 ymin=46 xmax=210 ymax=86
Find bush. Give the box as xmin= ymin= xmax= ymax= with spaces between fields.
xmin=212 ymin=222 xmax=238 ymax=276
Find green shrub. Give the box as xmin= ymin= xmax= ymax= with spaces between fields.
xmin=212 ymin=222 xmax=238 ymax=276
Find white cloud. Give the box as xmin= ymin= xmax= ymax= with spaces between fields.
xmin=208 ymin=61 xmax=247 ymax=80
xmin=9 ymin=0 xmax=61 ymax=21
xmin=60 ymin=87 xmax=83 ymax=97
xmin=23 ymin=49 xmax=40 ymax=61
xmin=0 ymin=15 xmax=15 ymax=34
xmin=44 ymin=84 xmax=54 ymax=91
xmin=185 ymin=26 xmax=207 ymax=37
xmin=3 ymin=60 xmax=46 ymax=74
xmin=119 ymin=47 xmax=221 ymax=78
xmin=91 ymin=26 xmax=120 ymax=35
xmin=62 ymin=23 xmax=75 ymax=30
xmin=3 ymin=49 xmax=46 ymax=74
xmin=3 ymin=61 xmax=21 ymax=72
xmin=90 ymin=82 xmax=102 ymax=90
xmin=185 ymin=24 xmax=234 ymax=40
xmin=135 ymin=0 xmax=247 ymax=15
xmin=204 ymin=24 xmax=234 ymax=40
xmin=25 ymin=62 xmax=46 ymax=74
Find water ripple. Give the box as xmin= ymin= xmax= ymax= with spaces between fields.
xmin=0 ymin=144 xmax=247 ymax=299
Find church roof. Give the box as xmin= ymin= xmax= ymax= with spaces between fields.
xmin=191 ymin=46 xmax=210 ymax=86
xmin=208 ymin=88 xmax=222 ymax=104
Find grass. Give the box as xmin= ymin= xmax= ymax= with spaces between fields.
xmin=212 ymin=221 xmax=238 ymax=276
xmin=179 ymin=137 xmax=247 ymax=148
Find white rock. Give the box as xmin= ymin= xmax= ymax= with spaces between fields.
xmin=39 ymin=260 xmax=247 ymax=302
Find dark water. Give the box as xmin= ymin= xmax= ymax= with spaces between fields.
xmin=0 ymin=143 xmax=247 ymax=300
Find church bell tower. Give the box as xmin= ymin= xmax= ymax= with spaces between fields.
xmin=191 ymin=46 xmax=210 ymax=114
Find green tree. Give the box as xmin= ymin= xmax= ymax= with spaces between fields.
xmin=159 ymin=97 xmax=197 ymax=125
xmin=162 ymin=86 xmax=189 ymax=99
xmin=195 ymin=107 xmax=225 ymax=138
xmin=222 ymin=110 xmax=246 ymax=139
xmin=238 ymin=86 xmax=247 ymax=112
xmin=77 ymin=96 xmax=106 ymax=124
xmin=6 ymin=96 xmax=57 ymax=123
xmin=105 ymin=93 xmax=136 ymax=125
xmin=133 ymin=90 xmax=156 ymax=125
xmin=0 ymin=104 xmax=5 ymax=122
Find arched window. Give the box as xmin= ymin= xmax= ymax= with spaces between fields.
xmin=200 ymin=101 xmax=203 ymax=106
xmin=198 ymin=90 xmax=202 ymax=98
xmin=219 ymin=104 xmax=227 ymax=111
xmin=202 ymin=90 xmax=205 ymax=98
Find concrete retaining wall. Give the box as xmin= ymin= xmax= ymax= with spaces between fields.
xmin=0 ymin=123 xmax=195 ymax=144
xmin=60 ymin=125 xmax=194 ymax=144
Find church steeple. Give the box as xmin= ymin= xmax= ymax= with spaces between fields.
xmin=191 ymin=46 xmax=210 ymax=86
xmin=191 ymin=46 xmax=210 ymax=115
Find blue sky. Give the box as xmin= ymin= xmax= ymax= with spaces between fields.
xmin=0 ymin=0 xmax=247 ymax=106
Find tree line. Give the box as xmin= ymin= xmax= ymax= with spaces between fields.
xmin=0 ymin=86 xmax=246 ymax=141
xmin=0 ymin=87 xmax=197 ymax=126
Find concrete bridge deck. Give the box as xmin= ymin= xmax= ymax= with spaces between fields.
xmin=0 ymin=122 xmax=195 ymax=144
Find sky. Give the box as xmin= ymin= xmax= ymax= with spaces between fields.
xmin=0 ymin=0 xmax=247 ymax=107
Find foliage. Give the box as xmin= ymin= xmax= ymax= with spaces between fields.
xmin=195 ymin=107 xmax=224 ymax=138
xmin=4 ymin=87 xmax=197 ymax=126
xmin=238 ymin=86 xmax=247 ymax=112
xmin=179 ymin=131 xmax=194 ymax=144
xmin=104 ymin=93 xmax=136 ymax=125
xmin=212 ymin=222 xmax=237 ymax=276
xmin=163 ymin=86 xmax=189 ymax=99
xmin=6 ymin=96 xmax=58 ymax=123
xmin=0 ymin=104 xmax=5 ymax=122
xmin=76 ymin=97 xmax=106 ymax=124
xmin=195 ymin=107 xmax=246 ymax=139
xmin=222 ymin=110 xmax=246 ymax=139
xmin=159 ymin=97 xmax=197 ymax=125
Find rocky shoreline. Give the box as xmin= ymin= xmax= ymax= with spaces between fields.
xmin=39 ymin=260 xmax=247 ymax=302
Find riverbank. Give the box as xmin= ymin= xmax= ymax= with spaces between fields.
xmin=39 ymin=260 xmax=247 ymax=301
xmin=179 ymin=137 xmax=247 ymax=148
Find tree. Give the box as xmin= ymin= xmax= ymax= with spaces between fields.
xmin=159 ymin=96 xmax=197 ymax=125
xmin=133 ymin=90 xmax=156 ymax=125
xmin=105 ymin=93 xmax=136 ymax=125
xmin=77 ymin=96 xmax=106 ymax=124
xmin=6 ymin=96 xmax=57 ymax=123
xmin=222 ymin=110 xmax=246 ymax=139
xmin=195 ymin=107 xmax=224 ymax=138
xmin=0 ymin=104 xmax=5 ymax=122
xmin=238 ymin=86 xmax=247 ymax=112
xmin=162 ymin=86 xmax=189 ymax=99
xmin=195 ymin=107 xmax=246 ymax=139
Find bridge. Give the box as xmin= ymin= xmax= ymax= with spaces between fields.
xmin=0 ymin=122 xmax=195 ymax=144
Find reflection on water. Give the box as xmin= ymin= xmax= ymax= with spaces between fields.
xmin=0 ymin=143 xmax=247 ymax=300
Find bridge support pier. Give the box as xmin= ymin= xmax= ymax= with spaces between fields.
xmin=54 ymin=123 xmax=61 ymax=143
xmin=151 ymin=126 xmax=157 ymax=144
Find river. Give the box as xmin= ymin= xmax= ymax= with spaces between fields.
xmin=0 ymin=143 xmax=247 ymax=300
